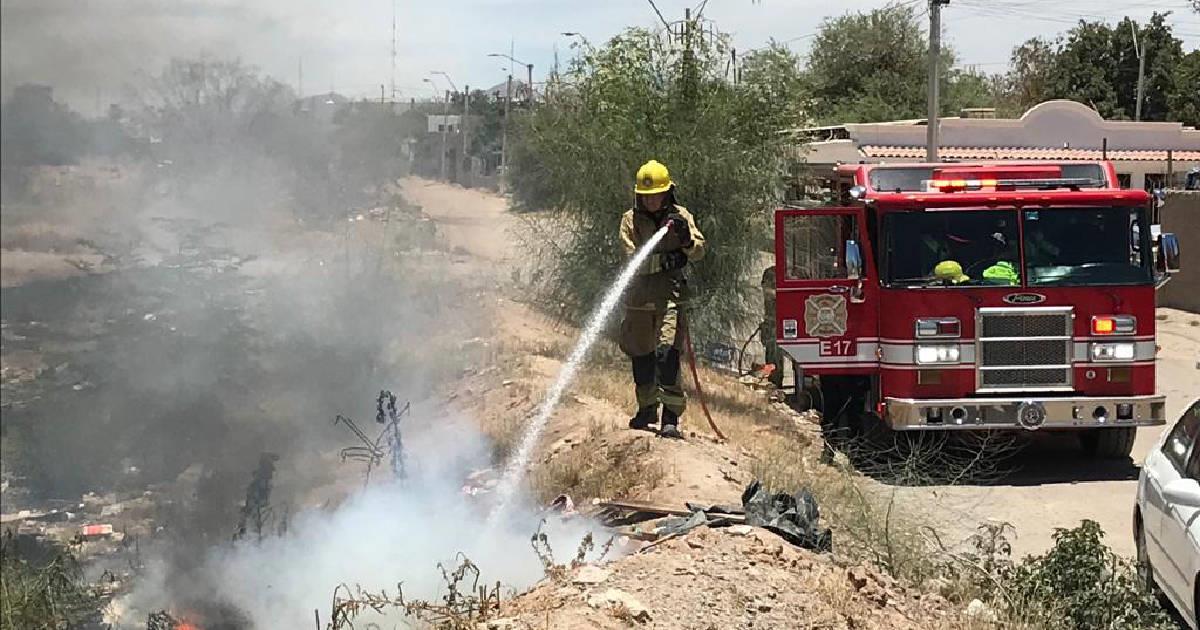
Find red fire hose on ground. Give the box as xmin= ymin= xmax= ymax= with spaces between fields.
xmin=681 ymin=315 xmax=727 ymax=442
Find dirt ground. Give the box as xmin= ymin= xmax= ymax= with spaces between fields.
xmin=493 ymin=525 xmax=974 ymax=630
xmin=400 ymin=177 xmax=1200 ymax=562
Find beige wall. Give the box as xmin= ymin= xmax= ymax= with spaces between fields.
xmin=1159 ymin=192 xmax=1200 ymax=314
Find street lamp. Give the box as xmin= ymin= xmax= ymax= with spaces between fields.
xmin=488 ymin=53 xmax=534 ymax=106
xmin=429 ymin=70 xmax=458 ymax=94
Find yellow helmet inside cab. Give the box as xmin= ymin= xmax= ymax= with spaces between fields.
xmin=635 ymin=160 xmax=673 ymax=195
xmin=934 ymin=260 xmax=970 ymax=284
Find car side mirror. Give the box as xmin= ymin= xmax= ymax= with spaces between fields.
xmin=845 ymin=240 xmax=863 ymax=280
xmin=1163 ymin=478 xmax=1200 ymax=509
xmin=1157 ymin=232 xmax=1181 ymax=274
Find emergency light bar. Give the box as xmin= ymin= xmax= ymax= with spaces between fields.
xmin=923 ymin=177 xmax=1102 ymax=192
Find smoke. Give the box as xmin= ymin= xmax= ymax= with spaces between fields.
xmin=117 ymin=410 xmax=600 ymax=628
xmin=1 ymin=12 xmax=588 ymax=627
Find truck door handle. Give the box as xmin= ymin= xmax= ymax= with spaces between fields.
xmin=827 ymin=286 xmax=848 ymax=293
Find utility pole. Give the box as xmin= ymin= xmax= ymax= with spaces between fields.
xmin=440 ymin=89 xmax=450 ymax=181
xmin=526 ymin=63 xmax=534 ymax=107
xmin=390 ymin=0 xmax=397 ymax=101
xmin=1131 ymin=21 xmax=1146 ymax=121
xmin=926 ymin=0 xmax=950 ymax=162
xmin=501 ymin=75 xmax=512 ymax=175
xmin=461 ymin=85 xmax=470 ymax=184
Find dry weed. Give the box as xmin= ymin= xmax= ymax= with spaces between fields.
xmin=530 ymin=421 xmax=664 ymax=504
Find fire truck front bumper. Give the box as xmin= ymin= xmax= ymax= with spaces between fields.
xmin=884 ymin=395 xmax=1167 ymax=431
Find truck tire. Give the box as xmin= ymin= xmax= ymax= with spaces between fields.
xmin=1079 ymin=427 xmax=1136 ymax=459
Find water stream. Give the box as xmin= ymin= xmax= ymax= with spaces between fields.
xmin=488 ymin=225 xmax=670 ymax=522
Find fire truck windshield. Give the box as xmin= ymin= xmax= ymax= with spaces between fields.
xmin=1023 ymin=207 xmax=1153 ymax=286
xmin=884 ymin=206 xmax=1153 ymax=288
xmin=884 ymin=210 xmax=1021 ymax=287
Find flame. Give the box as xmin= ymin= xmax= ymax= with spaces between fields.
xmin=176 ymin=622 xmax=201 ymax=630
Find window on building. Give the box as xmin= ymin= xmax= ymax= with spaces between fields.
xmin=1117 ymin=173 xmax=1132 ymax=189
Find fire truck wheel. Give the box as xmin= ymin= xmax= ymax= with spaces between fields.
xmin=1079 ymin=427 xmax=1136 ymax=459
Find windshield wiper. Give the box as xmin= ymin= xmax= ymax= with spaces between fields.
xmin=890 ymin=276 xmax=938 ymax=285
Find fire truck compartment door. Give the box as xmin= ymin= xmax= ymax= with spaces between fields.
xmin=774 ymin=207 xmax=879 ymax=372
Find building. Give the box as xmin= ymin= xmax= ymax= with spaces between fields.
xmin=798 ymin=100 xmax=1200 ymax=191
xmin=427 ymin=114 xmax=460 ymax=134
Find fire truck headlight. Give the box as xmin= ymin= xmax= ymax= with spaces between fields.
xmin=1091 ymin=342 xmax=1135 ymax=361
xmin=916 ymin=344 xmax=960 ymax=364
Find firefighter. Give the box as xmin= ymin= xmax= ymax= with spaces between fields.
xmin=760 ymin=266 xmax=785 ymax=389
xmin=619 ymin=160 xmax=706 ymax=439
xmin=981 ymin=230 xmax=1020 ymax=285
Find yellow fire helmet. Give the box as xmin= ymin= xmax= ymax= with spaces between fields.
xmin=934 ymin=260 xmax=970 ymax=284
xmin=634 ymin=160 xmax=673 ymax=195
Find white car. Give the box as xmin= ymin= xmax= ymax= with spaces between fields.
xmin=1136 ymin=398 xmax=1200 ymax=628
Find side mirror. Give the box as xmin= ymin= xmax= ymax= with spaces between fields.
xmin=1157 ymin=232 xmax=1181 ymax=274
xmin=845 ymin=240 xmax=863 ymax=280
xmin=1163 ymin=478 xmax=1200 ymax=509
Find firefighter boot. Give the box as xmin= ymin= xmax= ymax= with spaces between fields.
xmin=629 ymin=405 xmax=659 ymax=432
xmin=659 ymin=408 xmax=683 ymax=439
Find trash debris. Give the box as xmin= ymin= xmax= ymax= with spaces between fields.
xmin=741 ymin=480 xmax=832 ymax=552
xmin=655 ymin=510 xmax=709 ymax=537
xmin=80 ymin=523 xmax=114 ymax=538
xmin=597 ymin=481 xmax=830 ymax=552
xmin=548 ymin=494 xmax=577 ymax=516
xmin=726 ymin=524 xmax=753 ymax=536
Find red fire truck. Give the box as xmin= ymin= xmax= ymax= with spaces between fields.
xmin=774 ymin=161 xmax=1181 ymax=458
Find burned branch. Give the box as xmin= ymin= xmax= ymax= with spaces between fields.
xmin=332 ymin=390 xmax=410 ymax=485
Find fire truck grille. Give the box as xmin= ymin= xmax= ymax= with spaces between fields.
xmin=980 ymin=314 xmax=1070 ymax=338
xmin=981 ymin=340 xmax=1069 ymax=365
xmin=977 ymin=308 xmax=1073 ymax=391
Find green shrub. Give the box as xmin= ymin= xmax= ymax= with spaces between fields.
xmin=1004 ymin=520 xmax=1173 ymax=629
xmin=0 ymin=533 xmax=99 ymax=630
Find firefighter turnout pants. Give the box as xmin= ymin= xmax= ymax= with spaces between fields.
xmin=620 ymin=300 xmax=687 ymax=418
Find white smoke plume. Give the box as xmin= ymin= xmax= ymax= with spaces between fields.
xmin=117 ymin=410 xmax=601 ymax=628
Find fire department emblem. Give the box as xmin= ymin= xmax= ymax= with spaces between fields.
xmin=804 ymin=294 xmax=848 ymax=337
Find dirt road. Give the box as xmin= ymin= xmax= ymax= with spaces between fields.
xmin=403 ymin=178 xmax=1200 ymax=559
xmin=921 ymin=312 xmax=1199 ymax=558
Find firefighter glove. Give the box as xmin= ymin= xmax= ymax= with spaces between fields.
xmin=665 ymin=213 xmax=694 ymax=248
xmin=660 ymin=250 xmax=688 ymax=272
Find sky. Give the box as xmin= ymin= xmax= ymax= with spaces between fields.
xmin=2 ymin=0 xmax=1198 ymax=114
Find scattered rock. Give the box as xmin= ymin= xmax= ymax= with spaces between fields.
xmin=848 ymin=567 xmax=870 ymax=591
xmin=586 ymin=588 xmax=651 ymax=622
xmin=727 ymin=524 xmax=753 ymax=536
xmin=572 ymin=565 xmax=611 ymax=585
xmin=965 ymin=599 xmax=997 ymax=623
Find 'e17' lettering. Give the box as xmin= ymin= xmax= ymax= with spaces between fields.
xmin=819 ymin=339 xmax=856 ymax=357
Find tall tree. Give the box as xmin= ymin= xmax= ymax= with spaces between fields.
xmin=1002 ymin=13 xmax=1186 ymax=121
xmin=1048 ymin=21 xmax=1123 ymax=118
xmin=804 ymin=5 xmax=935 ymax=123
xmin=1169 ymin=49 xmax=1200 ymax=126
xmin=1006 ymin=37 xmax=1058 ymax=110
